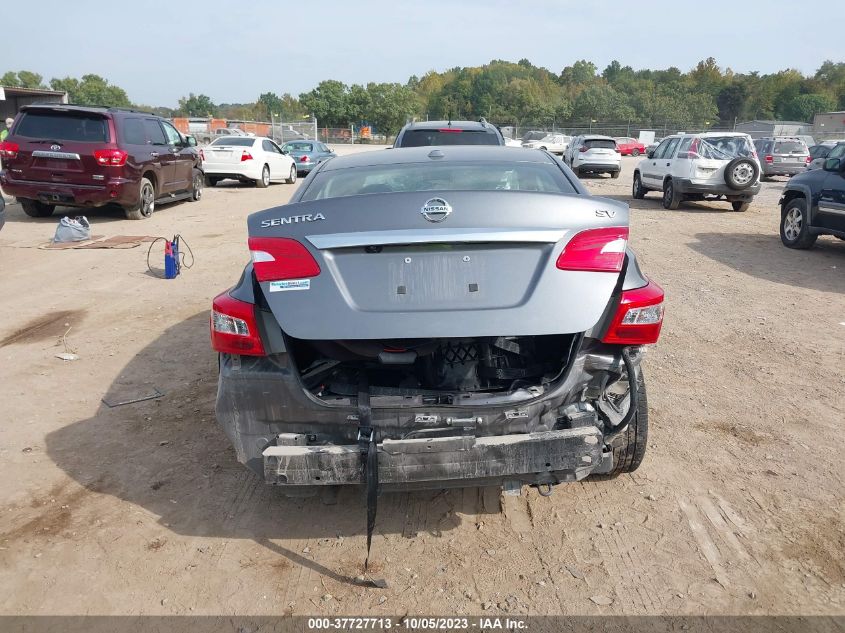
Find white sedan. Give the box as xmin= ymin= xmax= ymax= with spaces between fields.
xmin=203 ymin=136 xmax=297 ymax=188
xmin=522 ymin=134 xmax=571 ymax=154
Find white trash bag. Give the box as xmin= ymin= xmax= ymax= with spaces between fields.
xmin=53 ymin=216 xmax=91 ymax=243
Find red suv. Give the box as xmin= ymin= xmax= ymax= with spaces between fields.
xmin=0 ymin=105 xmax=203 ymax=220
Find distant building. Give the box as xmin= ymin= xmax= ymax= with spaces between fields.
xmin=735 ymin=120 xmax=814 ymax=140
xmin=813 ymin=111 xmax=845 ymax=141
xmin=0 ymin=85 xmax=69 ymax=121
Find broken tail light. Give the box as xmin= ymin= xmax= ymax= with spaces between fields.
xmin=0 ymin=141 xmax=19 ymax=159
xmin=601 ymin=280 xmax=664 ymax=345
xmin=94 ymin=149 xmax=128 ymax=166
xmin=556 ymin=227 xmax=628 ymax=273
xmin=248 ymin=237 xmax=321 ymax=281
xmin=210 ymin=292 xmax=266 ymax=356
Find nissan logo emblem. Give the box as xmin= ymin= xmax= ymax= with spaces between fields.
xmin=421 ymin=197 xmax=452 ymax=223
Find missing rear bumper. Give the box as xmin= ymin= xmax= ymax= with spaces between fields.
xmin=263 ymin=426 xmax=608 ymax=488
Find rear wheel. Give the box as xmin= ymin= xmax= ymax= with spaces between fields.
xmin=285 ymin=164 xmax=297 ymax=184
xmin=603 ymin=371 xmax=648 ymax=477
xmin=662 ymin=179 xmax=681 ymax=210
xmin=731 ymin=201 xmax=750 ymax=212
xmin=780 ymin=198 xmax=817 ymax=249
xmin=256 ymin=164 xmax=270 ymax=188
xmin=611 ymin=170 xmax=620 ymax=179
xmin=631 ymin=148 xmax=640 ymax=157
xmin=20 ymin=199 xmax=56 ymax=218
xmin=632 ymin=173 xmax=646 ymax=199
xmin=125 ymin=177 xmax=155 ymax=220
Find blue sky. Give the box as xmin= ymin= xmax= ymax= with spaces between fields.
xmin=5 ymin=0 xmax=843 ymax=106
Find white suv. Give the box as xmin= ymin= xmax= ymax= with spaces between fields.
xmin=564 ymin=135 xmax=622 ymax=178
xmin=632 ymin=132 xmax=761 ymax=211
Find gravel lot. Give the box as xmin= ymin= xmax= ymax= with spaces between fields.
xmin=0 ymin=148 xmax=843 ymax=616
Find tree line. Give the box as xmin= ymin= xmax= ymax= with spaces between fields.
xmin=3 ymin=57 xmax=844 ymax=134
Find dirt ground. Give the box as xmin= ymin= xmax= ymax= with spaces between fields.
xmin=0 ymin=147 xmax=843 ymax=617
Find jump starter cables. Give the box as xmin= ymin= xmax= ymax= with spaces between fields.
xmin=146 ymin=234 xmax=195 ymax=279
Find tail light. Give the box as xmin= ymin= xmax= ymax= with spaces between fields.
xmin=299 ymin=155 xmax=309 ymax=163
xmin=805 ymin=156 xmax=812 ymax=163
xmin=93 ymin=149 xmax=128 ymax=166
xmin=764 ymin=155 xmax=773 ymax=164
xmin=438 ymin=128 xmax=462 ymax=133
xmin=556 ymin=227 xmax=628 ymax=273
xmin=241 ymin=151 xmax=253 ymax=162
xmin=199 ymin=149 xmax=205 ymax=162
xmin=579 ymin=146 xmax=588 ymax=153
xmin=0 ymin=141 xmax=19 ymax=159
xmin=210 ymin=292 xmax=266 ymax=356
xmin=601 ymin=280 xmax=664 ymax=345
xmin=248 ymin=237 xmax=321 ymax=281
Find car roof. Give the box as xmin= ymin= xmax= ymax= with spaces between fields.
xmin=318 ymin=146 xmax=557 ymax=171
xmin=400 ymin=120 xmax=497 ymax=132
xmin=20 ymin=104 xmax=155 ymax=117
xmin=580 ymin=134 xmax=615 ymax=141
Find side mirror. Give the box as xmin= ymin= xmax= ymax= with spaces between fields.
xmin=185 ymin=135 xmax=197 ymax=147
xmin=823 ymin=157 xmax=842 ymax=172
xmin=647 ymin=150 xmax=655 ymax=159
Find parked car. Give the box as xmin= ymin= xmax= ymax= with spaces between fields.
xmin=503 ymin=136 xmax=523 ymax=147
xmin=0 ymin=105 xmax=203 ymax=220
xmin=197 ymin=127 xmax=252 ymax=145
xmin=564 ymin=135 xmax=622 ymax=178
xmin=393 ymin=120 xmax=505 ymax=147
xmin=281 ymin=140 xmax=336 ymax=175
xmin=203 ymin=136 xmax=298 ymax=188
xmin=211 ymin=146 xmax=664 ymax=500
xmin=753 ymin=137 xmax=810 ymax=179
xmin=807 ymin=141 xmax=845 ymax=171
xmin=779 ymin=146 xmax=845 ymax=249
xmin=521 ymin=130 xmax=548 ymax=143
xmin=522 ymin=134 xmax=571 ymax=154
xmin=632 ymin=132 xmax=760 ymax=211
xmin=614 ymin=137 xmax=647 ymax=157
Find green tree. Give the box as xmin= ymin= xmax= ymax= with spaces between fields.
xmin=780 ymin=93 xmax=837 ymax=122
xmin=1 ymin=70 xmax=45 ymax=88
xmin=177 ymin=93 xmax=217 ymax=117
xmin=256 ymin=92 xmax=283 ymax=120
xmin=717 ymin=83 xmax=748 ymax=123
xmin=299 ymin=80 xmax=349 ymax=126
xmin=50 ymin=74 xmax=130 ymax=107
xmin=366 ymin=82 xmax=419 ymax=135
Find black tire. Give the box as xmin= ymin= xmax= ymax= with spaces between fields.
xmin=190 ymin=169 xmax=203 ymax=201
xmin=611 ymin=170 xmax=620 ymax=179
xmin=603 ymin=371 xmax=649 ymax=477
xmin=780 ymin=197 xmax=817 ymax=249
xmin=20 ymin=199 xmax=55 ymax=218
xmin=632 ymin=173 xmax=646 ymax=199
xmin=724 ymin=157 xmax=759 ymax=191
xmin=731 ymin=201 xmax=750 ymax=212
xmin=662 ymin=179 xmax=681 ymax=210
xmin=285 ymin=164 xmax=297 ymax=184
xmin=631 ymin=148 xmax=640 ymax=157
xmin=125 ymin=177 xmax=155 ymax=220
xmin=256 ymin=164 xmax=270 ymax=188
xmin=205 ymin=176 xmax=221 ymax=187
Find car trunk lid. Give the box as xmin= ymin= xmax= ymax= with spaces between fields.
xmin=6 ymin=108 xmax=114 ymax=186
xmin=205 ymin=139 xmax=255 ymax=164
xmin=248 ymin=190 xmax=629 ymax=340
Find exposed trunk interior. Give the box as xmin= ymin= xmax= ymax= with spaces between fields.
xmin=287 ymin=334 xmax=580 ymax=405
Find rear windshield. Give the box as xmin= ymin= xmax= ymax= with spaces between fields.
xmin=210 ymin=137 xmax=254 ymax=147
xmin=300 ymin=161 xmax=575 ymax=201
xmin=284 ymin=142 xmax=313 ymax=152
xmin=584 ymin=139 xmax=617 ymax=150
xmin=773 ymin=140 xmax=807 ymax=154
xmin=698 ymin=136 xmax=755 ymax=159
xmin=398 ymin=129 xmax=501 ymax=147
xmin=15 ymin=110 xmax=108 ymax=142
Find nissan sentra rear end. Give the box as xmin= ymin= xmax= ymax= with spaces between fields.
xmin=211 ymin=146 xmax=664 ymax=495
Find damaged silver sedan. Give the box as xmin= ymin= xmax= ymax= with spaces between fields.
xmin=211 ymin=146 xmax=664 ymax=499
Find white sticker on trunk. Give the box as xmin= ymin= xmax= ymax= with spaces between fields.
xmin=269 ymin=279 xmax=310 ymax=292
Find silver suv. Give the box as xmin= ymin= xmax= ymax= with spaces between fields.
xmin=753 ymin=137 xmax=810 ymax=179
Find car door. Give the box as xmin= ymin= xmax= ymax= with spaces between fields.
xmin=142 ymin=118 xmax=171 ymax=194
xmin=655 ymin=137 xmax=681 ymax=185
xmin=816 ymin=145 xmax=845 ymax=233
xmin=641 ymin=138 xmax=670 ymax=188
xmin=262 ymin=139 xmax=286 ymax=180
xmin=161 ymin=120 xmax=191 ymax=192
